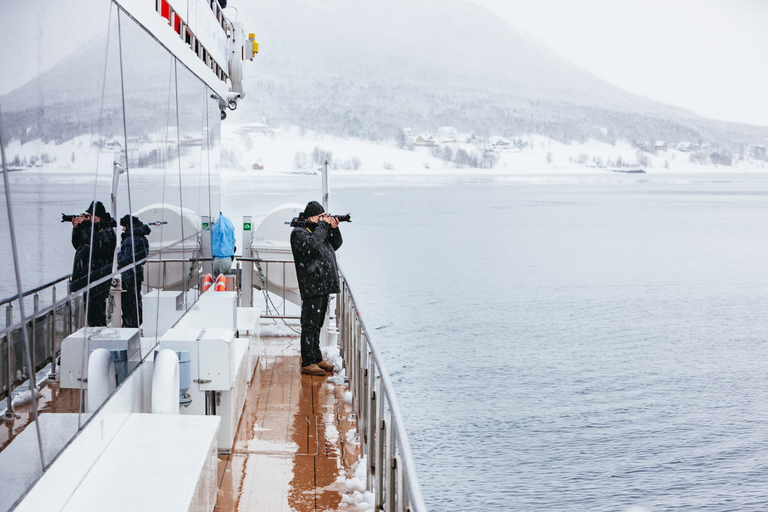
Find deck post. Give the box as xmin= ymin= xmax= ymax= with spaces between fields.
xmin=201 ymin=215 xmax=213 ymax=277
xmin=32 ymin=293 xmax=39 ymax=374
xmin=367 ymin=357 xmax=376 ymax=480
xmin=2 ymin=304 xmax=13 ymax=419
xmin=49 ymin=286 xmax=57 ymax=379
xmin=241 ymin=216 xmax=253 ymax=307
xmin=384 ymin=409 xmax=395 ymax=512
xmin=374 ymin=376 xmax=384 ymax=509
xmin=395 ymin=453 xmax=405 ymax=512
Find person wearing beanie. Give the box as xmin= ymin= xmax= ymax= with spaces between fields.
xmin=290 ymin=200 xmax=343 ymax=376
xmin=117 ymin=214 xmax=152 ymax=328
xmin=70 ymin=201 xmax=117 ymax=327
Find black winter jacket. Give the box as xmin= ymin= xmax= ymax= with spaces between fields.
xmin=117 ymin=221 xmax=151 ymax=286
xmin=290 ymin=221 xmax=343 ymax=299
xmin=71 ymin=219 xmax=117 ymax=293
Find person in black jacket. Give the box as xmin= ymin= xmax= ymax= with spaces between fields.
xmin=71 ymin=201 xmax=117 ymax=327
xmin=118 ymin=215 xmax=151 ymax=328
xmin=290 ymin=201 xmax=343 ymax=376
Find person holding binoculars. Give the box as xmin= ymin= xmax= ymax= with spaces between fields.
xmin=290 ymin=201 xmax=344 ymax=376
xmin=69 ymin=201 xmax=117 ymax=327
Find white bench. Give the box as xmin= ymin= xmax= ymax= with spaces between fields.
xmin=60 ymin=413 xmax=220 ymax=512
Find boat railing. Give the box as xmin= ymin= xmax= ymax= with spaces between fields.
xmin=237 ymin=255 xmax=427 ymax=510
xmin=338 ymin=274 xmax=428 ymax=512
xmin=236 ymin=257 xmax=299 ymax=319
xmin=0 ymin=249 xmax=210 ymax=410
xmin=0 ymin=275 xmax=81 ymax=409
xmin=143 ymin=255 xmax=211 ymax=293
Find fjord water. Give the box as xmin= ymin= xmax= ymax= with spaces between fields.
xmin=318 ymin=173 xmax=768 ymax=511
xmin=7 ymin=171 xmax=768 ymax=510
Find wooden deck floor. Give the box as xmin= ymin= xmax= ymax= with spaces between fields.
xmin=1 ymin=333 xmax=360 ymax=511
xmin=215 ymin=334 xmax=360 ymax=512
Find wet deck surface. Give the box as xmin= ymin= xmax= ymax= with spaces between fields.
xmin=215 ymin=334 xmax=360 ymax=512
xmin=1 ymin=333 xmax=360 ymax=511
xmin=1 ymin=381 xmax=81 ymax=452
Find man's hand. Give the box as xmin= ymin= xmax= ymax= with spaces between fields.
xmin=72 ymin=213 xmax=91 ymax=227
xmin=320 ymin=214 xmax=339 ymax=228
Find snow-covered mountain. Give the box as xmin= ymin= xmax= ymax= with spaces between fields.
xmin=3 ymin=0 xmax=767 ymax=150
xmin=227 ymin=0 xmax=767 ymax=147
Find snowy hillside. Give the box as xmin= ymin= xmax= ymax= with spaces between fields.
xmin=221 ymin=125 xmax=768 ymax=176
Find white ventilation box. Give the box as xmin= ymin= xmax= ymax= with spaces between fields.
xmin=143 ymin=290 xmax=185 ymax=338
xmin=198 ymin=328 xmax=235 ymax=391
xmin=158 ymin=326 xmax=248 ymax=453
xmin=60 ymin=327 xmax=140 ymax=389
xmin=176 ymin=291 xmax=237 ymax=332
xmin=158 ymin=328 xmax=205 ymax=416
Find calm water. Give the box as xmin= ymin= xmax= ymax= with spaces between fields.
xmin=7 ymin=171 xmax=768 ymax=510
xmin=232 ymin=172 xmax=768 ymax=512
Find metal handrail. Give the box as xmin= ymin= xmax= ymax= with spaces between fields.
xmin=237 ymin=253 xmax=427 ymax=509
xmin=237 ymin=257 xmax=290 ymax=262
xmin=239 ymin=257 xmax=297 ymax=318
xmin=0 ymin=275 xmax=72 ymax=307
xmin=1 ymin=245 xmax=208 ymax=404
xmin=339 ymin=273 xmax=428 ymax=512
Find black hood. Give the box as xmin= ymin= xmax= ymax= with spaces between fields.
xmin=121 ymin=221 xmax=151 ymax=240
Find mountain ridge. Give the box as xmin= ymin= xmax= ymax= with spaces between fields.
xmin=3 ymin=0 xmax=766 ymax=151
xmin=228 ymin=0 xmax=767 ymax=149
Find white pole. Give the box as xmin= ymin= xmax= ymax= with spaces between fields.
xmin=321 ymin=160 xmax=329 ymax=211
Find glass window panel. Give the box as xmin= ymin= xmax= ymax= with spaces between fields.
xmin=1 ymin=3 xmax=228 ymax=506
xmin=117 ymin=11 xmax=188 ymax=318
xmin=175 ymin=64 xmax=207 ymax=305
xmin=177 ymin=63 xmax=207 ymax=224
xmin=0 ymin=0 xmax=115 ymax=507
xmin=207 ymin=89 xmax=222 ymax=226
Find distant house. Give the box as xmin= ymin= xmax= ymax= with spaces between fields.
xmin=491 ymin=137 xmax=510 ymax=149
xmin=242 ymin=122 xmax=268 ymax=134
xmin=252 ymin=163 xmax=264 ymax=170
xmin=438 ymin=127 xmax=458 ymax=143
xmin=654 ymin=141 xmax=667 ymax=151
xmin=676 ymin=142 xmax=692 ymax=152
xmin=414 ymin=134 xmax=436 ymax=146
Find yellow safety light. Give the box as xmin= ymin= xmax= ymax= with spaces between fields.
xmin=248 ymin=33 xmax=258 ymax=59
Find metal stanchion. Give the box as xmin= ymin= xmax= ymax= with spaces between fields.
xmin=49 ymin=286 xmax=57 ymax=380
xmin=385 ymin=409 xmax=395 ymax=512
xmin=32 ymin=293 xmax=39 ymax=376
xmin=2 ymin=304 xmax=13 ymax=420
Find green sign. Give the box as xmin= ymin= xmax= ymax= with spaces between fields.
xmin=243 ymin=222 xmax=252 ymax=231
xmin=202 ymin=222 xmax=209 ymax=230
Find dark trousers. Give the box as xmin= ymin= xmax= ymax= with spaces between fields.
xmin=121 ymin=282 xmax=143 ymax=328
xmin=300 ymin=295 xmax=328 ymax=367
xmin=85 ymin=289 xmax=108 ymax=327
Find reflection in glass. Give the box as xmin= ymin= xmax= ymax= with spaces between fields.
xmin=118 ymin=11 xmax=200 ymax=312
xmin=207 ymin=89 xmax=222 ymax=225
xmin=0 ymin=1 xmax=226 ymax=506
xmin=0 ymin=0 xmax=116 ymax=508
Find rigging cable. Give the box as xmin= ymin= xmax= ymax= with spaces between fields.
xmin=0 ymin=102 xmax=45 ymax=471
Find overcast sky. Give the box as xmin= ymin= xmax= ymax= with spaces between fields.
xmin=2 ymin=0 xmax=766 ymax=128
xmin=467 ymin=0 xmax=768 ymax=127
